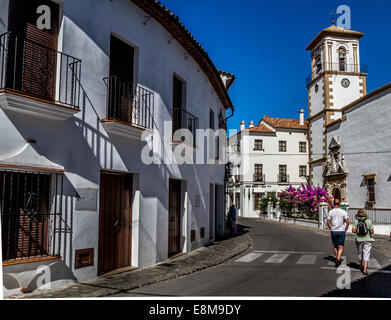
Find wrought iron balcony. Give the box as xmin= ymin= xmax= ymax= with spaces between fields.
xmin=171 ymin=107 xmax=199 ymax=146
xmin=103 ymin=75 xmax=154 ymax=130
xmin=278 ymin=174 xmax=290 ymax=184
xmin=0 ymin=32 xmax=81 ymax=109
xmin=305 ymin=62 xmax=368 ymax=85
xmin=253 ymin=174 xmax=265 ymax=183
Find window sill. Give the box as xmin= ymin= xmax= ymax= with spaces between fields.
xmin=3 ymin=256 xmax=61 ymax=267
xmin=365 ymin=201 xmax=376 ymax=208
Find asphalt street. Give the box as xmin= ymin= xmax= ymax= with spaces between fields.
xmin=110 ymin=218 xmax=391 ymax=297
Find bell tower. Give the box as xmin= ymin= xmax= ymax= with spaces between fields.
xmin=306 ymin=24 xmax=367 ymax=187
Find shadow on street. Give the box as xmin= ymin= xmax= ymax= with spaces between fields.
xmin=322 ymin=264 xmax=391 ymax=297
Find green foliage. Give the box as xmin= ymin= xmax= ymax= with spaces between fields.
xmin=259 ymin=197 xmax=269 ymax=214
xmin=279 ymin=197 xmax=294 ymax=216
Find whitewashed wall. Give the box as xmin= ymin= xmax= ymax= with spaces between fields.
xmin=327 ymin=87 xmax=391 ymax=209
xmin=228 ymin=126 xmax=308 ymax=218
xmin=0 ymin=0 xmax=227 ymax=289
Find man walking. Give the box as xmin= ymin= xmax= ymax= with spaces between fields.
xmin=327 ymin=199 xmax=349 ymax=267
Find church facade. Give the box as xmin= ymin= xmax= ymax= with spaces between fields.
xmin=306 ymin=24 xmax=391 ymax=212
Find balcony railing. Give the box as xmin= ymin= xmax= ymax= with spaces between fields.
xmin=171 ymin=107 xmax=199 ymax=146
xmin=306 ymin=62 xmax=368 ymax=85
xmin=103 ymin=75 xmax=154 ymax=130
xmin=278 ymin=174 xmax=289 ymax=184
xmin=0 ymin=32 xmax=81 ymax=108
xmin=253 ymin=174 xmax=265 ymax=183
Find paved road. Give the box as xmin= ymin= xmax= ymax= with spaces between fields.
xmin=111 ymin=218 xmax=391 ymax=297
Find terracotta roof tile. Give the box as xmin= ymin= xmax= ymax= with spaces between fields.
xmin=307 ymin=24 xmax=364 ymax=50
xmin=261 ymin=116 xmax=309 ymax=130
xmin=249 ymin=124 xmax=274 ymax=133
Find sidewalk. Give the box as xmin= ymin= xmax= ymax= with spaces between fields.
xmin=8 ymin=231 xmax=252 ymax=299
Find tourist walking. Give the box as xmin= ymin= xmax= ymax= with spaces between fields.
xmin=327 ymin=199 xmax=349 ymax=267
xmin=352 ymin=209 xmax=375 ymax=275
xmin=227 ymin=205 xmax=238 ymax=235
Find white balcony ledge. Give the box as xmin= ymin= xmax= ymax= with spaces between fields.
xmin=102 ymin=119 xmax=153 ymax=140
xmin=0 ymin=90 xmax=80 ymax=121
xmin=0 ymin=142 xmax=65 ymax=173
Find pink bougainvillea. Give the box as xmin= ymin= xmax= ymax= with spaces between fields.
xmin=279 ymin=184 xmax=333 ymax=215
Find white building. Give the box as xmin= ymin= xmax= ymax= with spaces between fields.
xmin=0 ymin=0 xmax=234 ymax=296
xmin=227 ymin=111 xmax=309 ymax=218
xmin=306 ymin=24 xmax=391 ymax=222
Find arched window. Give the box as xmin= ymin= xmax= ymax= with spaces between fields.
xmin=338 ymin=47 xmax=347 ymax=71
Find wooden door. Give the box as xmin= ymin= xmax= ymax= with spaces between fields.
xmin=168 ymin=179 xmax=181 ymax=257
xmin=209 ymin=184 xmax=214 ymax=240
xmin=215 ymin=185 xmax=219 ymax=236
xmin=98 ymin=172 xmax=132 ymax=275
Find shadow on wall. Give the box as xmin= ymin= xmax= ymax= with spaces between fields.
xmin=321 ymin=264 xmax=391 ymax=297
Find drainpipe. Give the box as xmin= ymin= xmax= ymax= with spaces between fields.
xmin=224 ymin=107 xmax=234 ymax=235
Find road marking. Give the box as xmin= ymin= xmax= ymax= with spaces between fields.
xmin=235 ymin=252 xmax=263 ymax=263
xmin=265 ymin=253 xmax=289 ymax=264
xmin=296 ymin=254 xmax=318 ymax=265
xmin=369 ymin=258 xmax=382 ymax=269
xmin=320 ymin=267 xmax=391 ymax=274
xmin=254 ymin=251 xmax=325 ymax=255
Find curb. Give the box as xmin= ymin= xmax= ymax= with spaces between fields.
xmin=10 ymin=233 xmax=253 ymax=299
xmin=99 ymin=233 xmax=253 ymax=297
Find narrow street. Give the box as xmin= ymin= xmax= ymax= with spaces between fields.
xmin=110 ymin=218 xmax=391 ymax=297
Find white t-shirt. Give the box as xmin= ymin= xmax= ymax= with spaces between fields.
xmin=327 ymin=208 xmax=348 ymax=232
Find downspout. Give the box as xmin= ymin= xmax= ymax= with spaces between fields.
xmin=223 ymin=106 xmax=234 ymax=236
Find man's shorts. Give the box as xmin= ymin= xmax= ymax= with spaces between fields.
xmin=331 ymin=231 xmax=346 ymax=247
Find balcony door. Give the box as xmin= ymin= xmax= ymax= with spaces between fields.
xmin=108 ymin=35 xmax=135 ymax=123
xmin=172 ymin=76 xmax=184 ymax=135
xmin=7 ymin=0 xmax=59 ymax=101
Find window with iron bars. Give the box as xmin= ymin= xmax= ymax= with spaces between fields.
xmin=0 ymin=170 xmax=64 ymax=262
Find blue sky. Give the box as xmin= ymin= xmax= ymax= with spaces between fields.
xmin=159 ymin=0 xmax=391 ymax=131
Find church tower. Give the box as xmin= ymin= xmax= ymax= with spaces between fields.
xmin=306 ymin=24 xmax=367 ymax=188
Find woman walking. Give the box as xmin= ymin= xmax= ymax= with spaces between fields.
xmin=352 ymin=209 xmax=375 ymax=275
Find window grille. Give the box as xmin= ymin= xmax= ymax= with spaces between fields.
xmin=0 ymin=170 xmax=64 ymax=262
